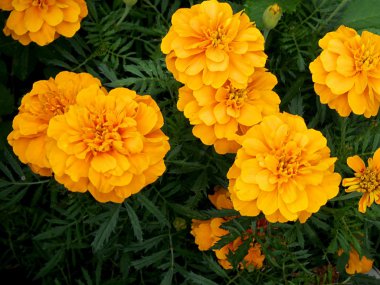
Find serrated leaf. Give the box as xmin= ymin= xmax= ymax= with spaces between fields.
xmin=91 ymin=204 xmax=121 ymax=252
xmin=160 ymin=268 xmax=174 ymax=285
xmin=136 ymin=193 xmax=169 ymax=227
xmin=34 ymin=249 xmax=64 ymax=280
xmin=340 ymin=0 xmax=380 ymax=34
xmin=124 ymin=201 xmax=143 ymax=242
xmin=33 ymin=225 xmax=68 ymax=241
xmin=186 ymin=272 xmax=219 ymax=285
xmin=131 ymin=249 xmax=169 ymax=270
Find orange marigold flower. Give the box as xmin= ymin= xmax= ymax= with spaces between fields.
xmin=190 ymin=218 xmax=228 ymax=251
xmin=177 ymin=69 xmax=280 ymax=154
xmin=7 ymin=71 xmax=101 ymax=176
xmin=208 ymin=186 xmax=233 ymax=210
xmin=309 ymin=25 xmax=380 ymax=118
xmin=227 ymin=112 xmax=342 ymax=223
xmin=215 ymin=237 xmax=265 ymax=270
xmin=161 ymin=0 xmax=267 ymax=90
xmin=46 ymin=85 xmax=170 ymax=203
xmin=1 ymin=0 xmax=88 ymax=46
xmin=342 ymin=149 xmax=380 ymax=213
xmin=338 ymin=248 xmax=374 ymax=275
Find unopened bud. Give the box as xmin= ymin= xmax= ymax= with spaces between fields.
xmin=123 ymin=0 xmax=137 ymax=6
xmin=173 ymin=217 xmax=187 ymax=231
xmin=262 ymin=4 xmax=282 ymax=30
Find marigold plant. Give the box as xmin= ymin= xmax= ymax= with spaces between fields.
xmin=342 ymin=149 xmax=380 ymax=213
xmin=177 ymin=68 xmax=280 ymax=154
xmin=227 ymin=112 xmax=342 ymax=223
xmin=46 ymin=85 xmax=170 ymax=203
xmin=338 ymin=248 xmax=374 ymax=275
xmin=161 ymin=0 xmax=267 ymax=90
xmin=7 ymin=71 xmax=102 ymax=176
xmin=309 ymin=25 xmax=380 ymax=118
xmin=0 ymin=0 xmax=88 ymax=46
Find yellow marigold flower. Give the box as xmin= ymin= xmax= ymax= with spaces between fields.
xmin=309 ymin=25 xmax=380 ymax=118
xmin=215 ymin=237 xmax=265 ymax=270
xmin=338 ymin=248 xmax=374 ymax=275
xmin=190 ymin=218 xmax=229 ymax=251
xmin=7 ymin=71 xmax=101 ymax=176
xmin=46 ymin=85 xmax=170 ymax=203
xmin=227 ymin=112 xmax=342 ymax=223
xmin=208 ymin=186 xmax=233 ymax=210
xmin=1 ymin=0 xmax=88 ymax=46
xmin=342 ymin=149 xmax=380 ymax=213
xmin=177 ymin=69 xmax=280 ymax=154
xmin=161 ymin=0 xmax=267 ymax=90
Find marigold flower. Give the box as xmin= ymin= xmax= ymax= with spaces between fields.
xmin=309 ymin=25 xmax=380 ymax=118
xmin=7 ymin=71 xmax=101 ymax=176
xmin=46 ymin=85 xmax=170 ymax=203
xmin=227 ymin=112 xmax=342 ymax=223
xmin=208 ymin=186 xmax=233 ymax=210
xmin=215 ymin=237 xmax=265 ymax=270
xmin=177 ymin=69 xmax=280 ymax=154
xmin=161 ymin=0 xmax=267 ymax=90
xmin=191 ymin=218 xmax=229 ymax=251
xmin=338 ymin=248 xmax=374 ymax=275
xmin=342 ymin=149 xmax=380 ymax=213
xmin=1 ymin=0 xmax=88 ymax=46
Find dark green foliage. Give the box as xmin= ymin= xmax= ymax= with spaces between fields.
xmin=0 ymin=0 xmax=379 ymax=284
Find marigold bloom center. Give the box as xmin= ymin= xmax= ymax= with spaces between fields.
xmin=359 ymin=168 xmax=380 ymax=193
xmin=207 ymin=27 xmax=228 ymax=48
xmin=32 ymin=0 xmax=49 ymax=8
xmin=39 ymin=92 xmax=70 ymax=116
xmin=277 ymin=150 xmax=301 ymax=178
xmin=226 ymin=86 xmax=247 ymax=109
xmin=354 ymin=42 xmax=380 ymax=71
xmin=83 ymin=112 xmax=124 ymax=153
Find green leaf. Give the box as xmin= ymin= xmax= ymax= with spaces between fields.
xmin=136 ymin=193 xmax=169 ymax=227
xmin=124 ymin=201 xmax=143 ymax=242
xmin=160 ymin=268 xmax=174 ymax=285
xmin=0 ymin=84 xmax=14 ymax=116
xmin=33 ymin=225 xmax=68 ymax=241
xmin=185 ymin=272 xmax=219 ymax=285
xmin=131 ymin=249 xmax=169 ymax=270
xmin=91 ymin=204 xmax=121 ymax=252
xmin=340 ymin=0 xmax=380 ymax=34
xmin=34 ymin=249 xmax=64 ymax=280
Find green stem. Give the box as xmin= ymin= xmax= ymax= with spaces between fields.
xmin=117 ymin=5 xmax=133 ymax=26
xmin=323 ymin=0 xmax=349 ymax=27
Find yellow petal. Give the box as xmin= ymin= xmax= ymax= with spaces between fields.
xmin=347 ymin=155 xmax=365 ymax=173
xmin=43 ymin=5 xmax=64 ymax=26
xmin=91 ymin=153 xmax=117 ymax=173
xmin=257 ymin=190 xmax=278 ymax=215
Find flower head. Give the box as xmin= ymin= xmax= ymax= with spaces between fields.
xmin=7 ymin=71 xmax=101 ymax=176
xmin=227 ymin=112 xmax=341 ymax=223
xmin=1 ymin=0 xmax=88 ymax=46
xmin=191 ymin=217 xmax=228 ymax=251
xmin=309 ymin=25 xmax=380 ymax=117
xmin=208 ymin=186 xmax=234 ymax=210
xmin=161 ymin=0 xmax=267 ymax=90
xmin=262 ymin=4 xmax=282 ymax=30
xmin=215 ymin=236 xmax=265 ymax=270
xmin=338 ymin=248 xmax=374 ymax=275
xmin=177 ymin=69 xmax=280 ymax=154
xmin=46 ymin=86 xmax=170 ymax=203
xmin=342 ymin=149 xmax=380 ymax=213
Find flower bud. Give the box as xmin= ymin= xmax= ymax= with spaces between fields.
xmin=123 ymin=0 xmax=137 ymax=6
xmin=173 ymin=217 xmax=187 ymax=231
xmin=262 ymin=4 xmax=282 ymax=30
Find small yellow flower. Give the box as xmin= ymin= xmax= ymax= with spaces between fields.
xmin=190 ymin=218 xmax=228 ymax=251
xmin=309 ymin=25 xmax=380 ymax=117
xmin=1 ymin=0 xmax=88 ymax=46
xmin=227 ymin=112 xmax=342 ymax=223
xmin=338 ymin=248 xmax=374 ymax=275
xmin=7 ymin=72 xmax=102 ymax=176
xmin=161 ymin=0 xmax=267 ymax=90
xmin=342 ymin=149 xmax=380 ymax=213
